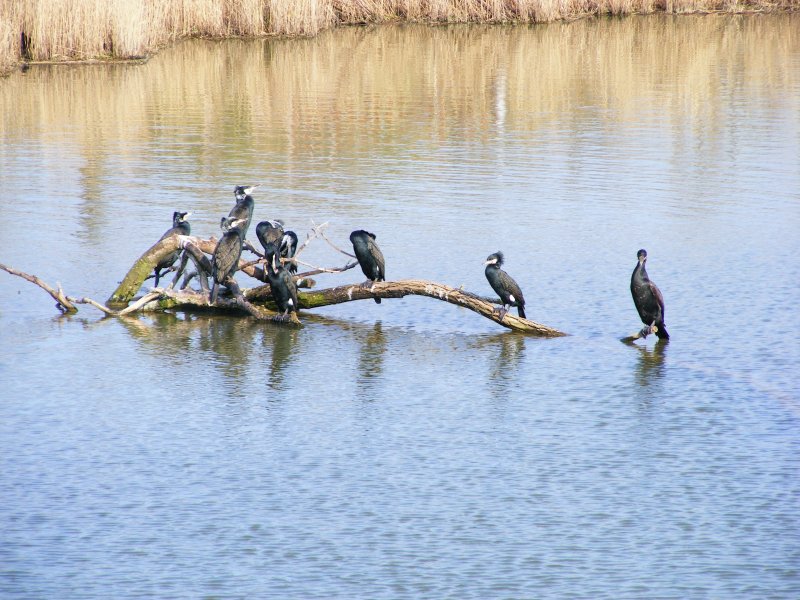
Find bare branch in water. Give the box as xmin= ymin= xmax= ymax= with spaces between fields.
xmin=2 ymin=223 xmax=567 ymax=336
xmin=0 ymin=262 xmax=77 ymax=313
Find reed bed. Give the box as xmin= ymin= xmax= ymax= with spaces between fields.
xmin=0 ymin=0 xmax=795 ymax=75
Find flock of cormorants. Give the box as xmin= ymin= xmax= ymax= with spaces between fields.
xmin=154 ymin=186 xmax=669 ymax=339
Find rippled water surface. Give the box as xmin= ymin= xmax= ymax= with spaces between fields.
xmin=2 ymin=15 xmax=799 ymax=599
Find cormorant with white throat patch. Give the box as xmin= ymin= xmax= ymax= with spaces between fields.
xmin=484 ymin=251 xmax=526 ymax=320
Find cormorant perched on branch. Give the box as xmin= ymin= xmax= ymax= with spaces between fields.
xmin=630 ymin=249 xmax=669 ymax=340
xmin=350 ymin=230 xmax=385 ymax=304
xmin=265 ymin=243 xmax=298 ymax=320
xmin=153 ymin=211 xmax=191 ymax=287
xmin=228 ymin=185 xmax=256 ymax=237
xmin=255 ymin=220 xmax=284 ymax=255
xmin=210 ymin=217 xmax=247 ymax=304
xmin=280 ymin=230 xmax=299 ymax=274
xmin=484 ymin=252 xmax=526 ymax=320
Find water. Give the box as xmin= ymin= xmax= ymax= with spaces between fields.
xmin=2 ymin=15 xmax=800 ymax=599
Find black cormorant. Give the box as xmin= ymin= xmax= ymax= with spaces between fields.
xmin=630 ymin=249 xmax=669 ymax=340
xmin=280 ymin=230 xmax=299 ymax=274
xmin=153 ymin=211 xmax=191 ymax=287
xmin=484 ymin=252 xmax=526 ymax=319
xmin=255 ymin=220 xmax=284 ymax=255
xmin=265 ymin=243 xmax=299 ymax=319
xmin=350 ymin=230 xmax=385 ymax=304
xmin=210 ymin=217 xmax=247 ymax=304
xmin=228 ymin=185 xmax=255 ymax=237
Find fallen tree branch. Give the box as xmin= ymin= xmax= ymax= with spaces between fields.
xmin=295 ymin=279 xmax=567 ymax=336
xmin=4 ymin=223 xmax=568 ymax=335
xmin=0 ymin=262 xmax=77 ymax=313
xmin=146 ymin=288 xmax=300 ymax=325
xmin=3 ymin=260 xmax=566 ymax=334
xmin=107 ymin=235 xmax=188 ymax=306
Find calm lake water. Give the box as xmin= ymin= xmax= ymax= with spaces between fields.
xmin=2 ymin=14 xmax=799 ymax=599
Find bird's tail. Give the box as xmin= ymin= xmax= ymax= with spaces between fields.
xmin=517 ymin=305 xmax=526 ymax=319
xmin=656 ymin=322 xmax=669 ymax=340
xmin=210 ymin=283 xmax=218 ymax=304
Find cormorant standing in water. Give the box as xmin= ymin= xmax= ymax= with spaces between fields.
xmin=154 ymin=211 xmax=191 ymax=287
xmin=350 ymin=230 xmax=385 ymax=304
xmin=280 ymin=230 xmax=299 ymax=274
xmin=229 ymin=185 xmax=256 ymax=237
xmin=630 ymin=249 xmax=669 ymax=340
xmin=265 ymin=243 xmax=299 ymax=319
xmin=484 ymin=252 xmax=526 ymax=319
xmin=210 ymin=217 xmax=247 ymax=304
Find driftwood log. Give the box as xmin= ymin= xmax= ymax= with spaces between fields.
xmin=3 ymin=230 xmax=568 ymax=336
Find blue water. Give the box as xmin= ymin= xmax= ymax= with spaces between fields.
xmin=1 ymin=16 xmax=799 ymax=599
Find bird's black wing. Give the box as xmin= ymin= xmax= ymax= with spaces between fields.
xmin=498 ymin=270 xmax=525 ymax=306
xmin=649 ymin=281 xmax=665 ymax=322
xmin=213 ymin=235 xmax=243 ymax=282
xmin=367 ymin=236 xmax=386 ymax=281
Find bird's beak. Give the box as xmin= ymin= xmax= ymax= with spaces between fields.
xmin=184 ymin=212 xmax=192 ymax=219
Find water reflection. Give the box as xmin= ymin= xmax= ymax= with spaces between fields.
xmin=2 ymin=16 xmax=797 ymax=198
xmin=264 ymin=326 xmax=299 ymax=391
xmin=120 ymin=312 xmax=262 ymax=387
xmin=355 ymin=322 xmax=387 ymax=394
xmin=472 ymin=333 xmax=527 ymax=397
xmin=633 ymin=340 xmax=668 ymax=388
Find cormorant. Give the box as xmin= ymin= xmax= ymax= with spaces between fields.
xmin=255 ymin=220 xmax=284 ymax=255
xmin=210 ymin=217 xmax=247 ymax=304
xmin=484 ymin=252 xmax=526 ymax=319
xmin=153 ymin=211 xmax=191 ymax=287
xmin=265 ymin=243 xmax=299 ymax=320
xmin=228 ymin=185 xmax=256 ymax=237
xmin=350 ymin=230 xmax=385 ymax=304
xmin=630 ymin=249 xmax=669 ymax=340
xmin=280 ymin=230 xmax=299 ymax=274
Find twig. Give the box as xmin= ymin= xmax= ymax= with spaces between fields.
xmin=320 ymin=230 xmax=356 ymax=259
xmin=294 ymin=258 xmax=358 ymax=276
xmin=294 ymin=221 xmax=328 ymax=258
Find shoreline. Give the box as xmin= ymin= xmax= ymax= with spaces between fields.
xmin=2 ymin=6 xmax=797 ymax=77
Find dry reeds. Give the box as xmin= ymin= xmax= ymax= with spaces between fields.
xmin=0 ymin=0 xmax=796 ymax=75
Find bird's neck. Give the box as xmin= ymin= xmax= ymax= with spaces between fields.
xmin=633 ymin=261 xmax=649 ymax=283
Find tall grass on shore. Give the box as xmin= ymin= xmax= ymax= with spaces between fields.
xmin=0 ymin=0 xmax=796 ymax=75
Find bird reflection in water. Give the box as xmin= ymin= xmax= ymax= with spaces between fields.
xmin=265 ymin=326 xmax=299 ymax=391
xmin=476 ymin=333 xmax=526 ymax=391
xmin=633 ymin=339 xmax=668 ymax=388
xmin=356 ymin=322 xmax=387 ymax=395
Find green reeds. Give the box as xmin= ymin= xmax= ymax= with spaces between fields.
xmin=0 ymin=0 xmax=795 ymax=75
